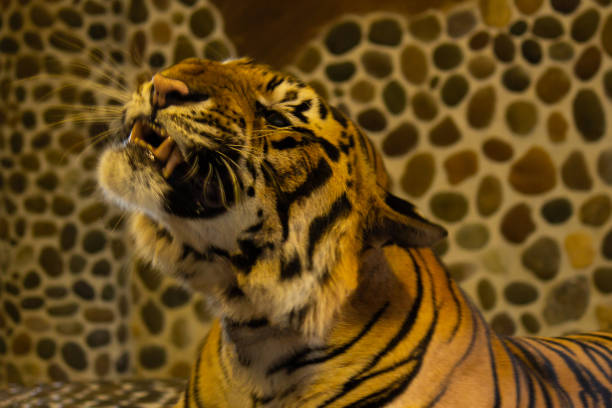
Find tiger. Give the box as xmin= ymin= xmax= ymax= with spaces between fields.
xmin=97 ymin=57 xmax=612 ymax=407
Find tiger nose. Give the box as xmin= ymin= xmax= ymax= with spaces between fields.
xmin=152 ymin=74 xmax=190 ymax=108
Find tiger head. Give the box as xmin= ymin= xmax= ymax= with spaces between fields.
xmin=98 ymin=58 xmax=446 ymax=337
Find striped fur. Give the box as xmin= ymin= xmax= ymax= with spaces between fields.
xmin=97 ymin=58 xmax=612 ymax=407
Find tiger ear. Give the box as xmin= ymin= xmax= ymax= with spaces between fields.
xmin=365 ymin=186 xmax=447 ymax=247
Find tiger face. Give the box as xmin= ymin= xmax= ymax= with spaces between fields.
xmin=98 ymin=58 xmax=445 ymax=336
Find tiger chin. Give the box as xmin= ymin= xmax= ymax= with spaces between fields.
xmin=98 ymin=58 xmax=612 ymax=407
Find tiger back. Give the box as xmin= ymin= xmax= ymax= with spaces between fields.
xmin=98 ymin=58 xmax=612 ymax=407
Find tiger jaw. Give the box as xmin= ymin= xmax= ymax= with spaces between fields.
xmin=128 ymin=120 xmax=185 ymax=179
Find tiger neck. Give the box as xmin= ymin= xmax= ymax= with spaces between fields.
xmin=213 ymin=243 xmax=486 ymax=403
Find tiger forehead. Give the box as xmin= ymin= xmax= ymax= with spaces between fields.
xmin=156 ymin=58 xmax=281 ymax=96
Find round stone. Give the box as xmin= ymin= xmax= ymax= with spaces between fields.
xmin=447 ymin=9 xmax=476 ymax=38
xmin=296 ymin=47 xmax=321 ymax=73
xmin=480 ymin=0 xmax=512 ymax=26
xmin=37 ymin=338 xmax=56 ymax=359
xmin=543 ymin=276 xmax=589 ymax=325
xmin=477 ymin=278 xmax=496 ymax=310
xmin=441 ymin=74 xmax=469 ymax=106
xmin=79 ymin=203 xmax=108 ymax=224
xmin=599 ymin=149 xmax=612 ymax=185
xmin=39 ymin=246 xmax=63 ymax=277
xmin=73 ymin=280 xmax=95 ymax=300
xmin=84 ymin=307 xmax=114 ymax=323
xmin=565 ymin=232 xmax=595 ymax=269
xmin=30 ymin=4 xmax=54 ymax=27
xmin=383 ymin=122 xmax=418 ymax=157
xmin=325 ymin=21 xmax=361 ymax=55
xmin=477 ymin=175 xmax=503 ymax=217
xmin=580 ymin=194 xmax=611 ymax=226
xmin=368 ymin=18 xmax=402 ymax=46
xmin=409 ymin=14 xmax=440 ymax=42
xmin=510 ymin=20 xmax=528 ymax=36
xmin=83 ymin=230 xmax=106 ymax=253
xmin=509 ymin=147 xmax=556 ymax=195
xmin=533 ymin=16 xmax=564 ymax=39
xmin=491 ymin=313 xmax=516 ymax=335
xmin=536 ymin=67 xmax=570 ymax=104
xmin=603 ymin=14 xmax=612 ymax=57
xmin=24 ymin=195 xmax=46 ymax=213
xmin=357 ymin=109 xmax=387 ymax=132
xmin=468 ymin=55 xmax=496 ymax=79
xmin=142 ymin=300 xmax=164 ymax=335
xmin=467 ymin=86 xmax=495 ymax=129
xmin=447 ymin=262 xmax=476 ymax=282
xmin=520 ymin=313 xmax=541 ymax=334
xmin=95 ymin=354 xmax=111 ymax=376
xmin=136 ymin=260 xmax=162 ymax=291
xmin=574 ymin=46 xmax=601 ymax=81
xmin=604 ymin=230 xmax=612 ymax=260
xmin=594 ymin=267 xmax=612 ymax=293
xmin=515 ymin=0 xmax=543 ymax=14
xmin=541 ymin=198 xmax=572 ymax=224
xmin=52 ymin=195 xmax=75 ymax=216
xmin=605 ymin=70 xmax=612 ymax=100
xmin=483 ymin=138 xmax=513 ymax=162
xmin=502 ymin=66 xmax=530 ymax=92
xmin=49 ymin=30 xmax=84 ymax=53
xmin=573 ymin=89 xmax=605 ymax=142
xmin=547 ymin=111 xmax=568 ymax=142
xmin=382 ymin=81 xmax=406 ymax=114
xmin=571 ymin=8 xmax=600 ymax=42
xmin=173 ymin=35 xmax=196 ymax=64
xmin=400 ymin=153 xmax=435 ymax=198
xmin=549 ymin=41 xmax=574 ymax=61
xmin=194 ymin=298 xmax=212 ymax=323
xmin=325 ymin=62 xmax=355 ymax=82
xmin=433 ymin=43 xmax=463 ymax=70
xmin=456 ymin=223 xmax=489 ymax=250
xmin=493 ymin=34 xmax=515 ymax=62
xmin=162 ymin=286 xmax=190 ymax=308
xmin=521 ymin=39 xmax=542 ymax=64
xmin=23 ymin=271 xmax=41 ymax=289
xmin=400 ymin=45 xmax=428 ymax=85
xmin=551 ymin=0 xmax=579 ymax=13
xmin=506 ymin=100 xmax=537 ymax=135
xmin=361 ymin=50 xmax=392 ymax=78
xmin=469 ymin=31 xmax=490 ymax=50
xmin=501 ymin=203 xmax=535 ymax=244
xmin=522 ymin=236 xmax=560 ymax=280
xmin=69 ymin=255 xmax=86 ymax=274
xmin=189 ymin=8 xmax=214 ymax=38
xmin=12 ymin=333 xmax=31 ymax=355
xmin=61 ymin=342 xmax=87 ymax=370
xmin=128 ymin=0 xmax=148 ymax=23
xmin=444 ymin=150 xmax=478 ymax=185
xmin=139 ymin=345 xmax=166 ymax=369
xmin=412 ymin=91 xmax=437 ymax=121
xmin=350 ymin=80 xmax=375 ymax=103
xmin=430 ymin=116 xmax=461 ymax=147
xmin=430 ymin=192 xmax=468 ymax=223
xmin=504 ymin=281 xmax=538 ymax=305
xmin=561 ymin=151 xmax=592 ymax=191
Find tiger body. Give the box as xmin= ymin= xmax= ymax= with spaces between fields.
xmin=98 ymin=58 xmax=612 ymax=407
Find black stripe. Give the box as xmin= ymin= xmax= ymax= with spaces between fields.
xmin=330 ymin=105 xmax=347 ymax=128
xmin=290 ymin=100 xmax=311 ymax=123
xmin=267 ymin=302 xmax=389 ymax=376
xmin=193 ymin=348 xmax=205 ymax=408
xmin=226 ymin=317 xmax=269 ymax=329
xmin=225 ymin=285 xmax=246 ymax=299
xmin=183 ymin=377 xmax=190 ymax=408
xmin=307 ymin=193 xmax=352 ymax=264
xmin=266 ymin=76 xmax=283 ymax=91
xmin=280 ymin=254 xmax=302 ymax=280
xmin=230 ymin=239 xmax=265 ymax=274
xmin=245 ymin=221 xmax=264 ymax=233
xmin=271 ymin=136 xmax=304 ymax=150
xmin=277 ymin=158 xmax=333 ymax=240
xmin=482 ymin=317 xmax=501 ymax=408
xmin=290 ymin=126 xmax=340 ymax=162
xmin=319 ymin=100 xmax=328 ymax=119
xmin=504 ymin=338 xmax=541 ymax=408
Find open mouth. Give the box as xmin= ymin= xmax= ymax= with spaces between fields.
xmin=128 ymin=120 xmax=186 ymax=179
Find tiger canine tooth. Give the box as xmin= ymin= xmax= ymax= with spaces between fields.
xmin=163 ymin=146 xmax=184 ymax=179
xmin=154 ymin=137 xmax=176 ymax=162
xmin=128 ymin=121 xmax=144 ymax=143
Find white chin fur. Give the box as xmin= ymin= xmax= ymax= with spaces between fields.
xmin=97 ymin=147 xmax=169 ymax=217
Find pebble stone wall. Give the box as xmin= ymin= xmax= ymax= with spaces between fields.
xmin=1 ymin=0 xmax=612 ymax=388
xmin=0 ymin=0 xmax=234 ymax=386
xmin=288 ymin=0 xmax=612 ymax=337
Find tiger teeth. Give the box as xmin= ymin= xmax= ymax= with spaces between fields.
xmin=154 ymin=137 xmax=175 ymax=162
xmin=163 ymin=146 xmax=185 ymax=179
